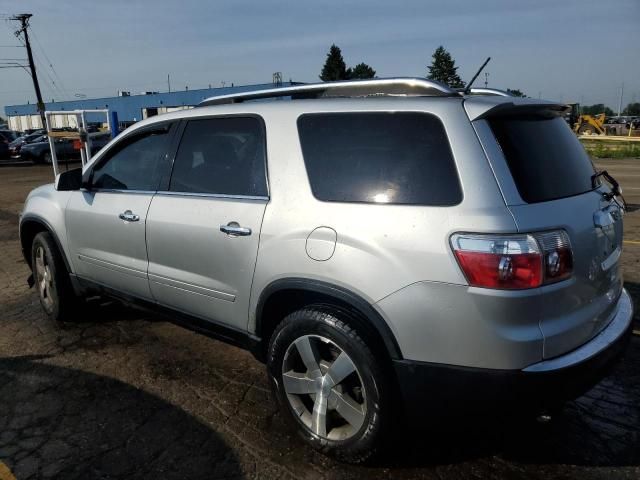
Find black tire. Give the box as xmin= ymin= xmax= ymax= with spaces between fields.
xmin=267 ymin=306 xmax=390 ymax=464
xmin=43 ymin=151 xmax=52 ymax=164
xmin=31 ymin=231 xmax=80 ymax=323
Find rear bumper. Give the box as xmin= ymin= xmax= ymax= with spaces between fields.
xmin=393 ymin=288 xmax=633 ymax=418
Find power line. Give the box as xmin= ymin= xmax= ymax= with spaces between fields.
xmin=4 ymin=18 xmax=63 ymax=103
xmin=30 ymin=27 xmax=71 ymax=100
xmin=8 ymin=13 xmax=46 ymax=126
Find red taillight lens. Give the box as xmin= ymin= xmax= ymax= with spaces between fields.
xmin=451 ymin=231 xmax=573 ymax=290
xmin=454 ymin=250 xmax=542 ymax=289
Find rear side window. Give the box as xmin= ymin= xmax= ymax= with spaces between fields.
xmin=490 ymin=116 xmax=595 ymax=203
xmin=297 ymin=112 xmax=462 ymax=205
xmin=169 ymin=117 xmax=267 ymax=197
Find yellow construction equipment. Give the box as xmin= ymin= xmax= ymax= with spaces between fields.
xmin=567 ymin=103 xmax=607 ymax=135
xmin=574 ymin=113 xmax=607 ymax=135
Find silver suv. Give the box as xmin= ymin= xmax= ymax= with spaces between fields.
xmin=20 ymin=78 xmax=633 ymax=463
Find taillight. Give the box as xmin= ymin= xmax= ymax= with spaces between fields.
xmin=450 ymin=230 xmax=572 ymax=290
xmin=535 ymin=230 xmax=573 ymax=283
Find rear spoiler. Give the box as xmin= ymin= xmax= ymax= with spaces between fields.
xmin=464 ymin=96 xmax=570 ymax=122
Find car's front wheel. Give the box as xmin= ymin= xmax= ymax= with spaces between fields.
xmin=267 ymin=306 xmax=389 ymax=463
xmin=31 ymin=231 xmax=80 ymax=323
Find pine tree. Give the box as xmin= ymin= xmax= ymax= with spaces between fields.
xmin=506 ymin=88 xmax=526 ymax=97
xmin=426 ymin=46 xmax=465 ymax=88
xmin=348 ymin=63 xmax=376 ymax=79
xmin=320 ymin=44 xmax=348 ymax=81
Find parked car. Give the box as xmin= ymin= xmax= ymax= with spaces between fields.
xmin=0 ymin=130 xmax=20 ymax=159
xmin=23 ymin=128 xmax=46 ymax=135
xmin=19 ymin=78 xmax=632 ymax=463
xmin=20 ymin=132 xmax=111 ymax=164
xmin=8 ymin=132 xmax=48 ymax=158
xmin=0 ymin=129 xmax=19 ymax=144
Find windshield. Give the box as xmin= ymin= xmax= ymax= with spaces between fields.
xmin=490 ymin=115 xmax=596 ymax=203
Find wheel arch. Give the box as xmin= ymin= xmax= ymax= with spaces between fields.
xmin=255 ymin=278 xmax=403 ymax=362
xmin=20 ymin=215 xmax=72 ymax=273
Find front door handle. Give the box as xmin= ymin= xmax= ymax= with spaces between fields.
xmin=119 ymin=210 xmax=140 ymax=222
xmin=220 ymin=222 xmax=251 ymax=237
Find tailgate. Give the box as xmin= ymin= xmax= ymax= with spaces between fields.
xmin=470 ymin=103 xmax=625 ymax=359
xmin=510 ymin=193 xmax=623 ymax=358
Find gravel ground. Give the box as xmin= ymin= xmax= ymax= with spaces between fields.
xmin=0 ymin=161 xmax=639 ymax=480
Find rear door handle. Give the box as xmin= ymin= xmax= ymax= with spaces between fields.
xmin=220 ymin=222 xmax=252 ymax=237
xmin=119 ymin=210 xmax=140 ymax=222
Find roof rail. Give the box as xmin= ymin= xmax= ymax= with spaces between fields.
xmin=465 ymin=87 xmax=513 ymax=97
xmin=198 ymin=77 xmax=458 ymax=106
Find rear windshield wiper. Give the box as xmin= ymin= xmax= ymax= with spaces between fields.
xmin=592 ymin=170 xmax=627 ymax=209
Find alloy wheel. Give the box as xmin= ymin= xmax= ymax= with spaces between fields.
xmin=35 ymin=245 xmax=54 ymax=309
xmin=282 ymin=334 xmax=367 ymax=441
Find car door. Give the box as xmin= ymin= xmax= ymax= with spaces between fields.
xmin=146 ymin=116 xmax=268 ymax=330
xmin=66 ymin=122 xmax=176 ymax=300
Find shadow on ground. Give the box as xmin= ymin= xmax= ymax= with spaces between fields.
xmin=377 ymin=305 xmax=639 ymax=474
xmin=0 ymin=355 xmax=244 ymax=480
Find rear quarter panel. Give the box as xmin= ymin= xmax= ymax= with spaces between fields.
xmin=248 ymin=99 xmax=523 ymax=363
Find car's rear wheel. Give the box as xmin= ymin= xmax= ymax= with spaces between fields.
xmin=267 ymin=306 xmax=389 ymax=463
xmin=31 ymin=232 xmax=81 ymax=323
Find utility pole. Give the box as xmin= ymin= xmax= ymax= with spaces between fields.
xmin=11 ymin=14 xmax=46 ymax=129
xmin=167 ymin=73 xmax=171 ymax=93
xmin=618 ymin=83 xmax=624 ymax=117
xmin=484 ymin=72 xmax=489 ymax=88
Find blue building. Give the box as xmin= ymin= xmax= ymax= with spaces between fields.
xmin=4 ymin=81 xmax=294 ymax=132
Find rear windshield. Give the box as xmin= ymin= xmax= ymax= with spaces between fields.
xmin=297 ymin=112 xmax=462 ymax=206
xmin=490 ymin=116 xmax=595 ymax=203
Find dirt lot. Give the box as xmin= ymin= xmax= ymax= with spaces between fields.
xmin=0 ymin=161 xmax=639 ymax=480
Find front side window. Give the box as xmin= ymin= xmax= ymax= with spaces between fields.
xmin=91 ymin=126 xmax=171 ymax=191
xmin=297 ymin=112 xmax=462 ymax=205
xmin=169 ymin=117 xmax=267 ymax=197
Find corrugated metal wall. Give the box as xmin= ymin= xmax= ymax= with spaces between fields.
xmin=4 ymin=82 xmax=292 ymax=131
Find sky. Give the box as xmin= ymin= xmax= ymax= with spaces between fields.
xmin=1 ymin=0 xmax=639 ymax=115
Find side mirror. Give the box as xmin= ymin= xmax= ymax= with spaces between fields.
xmin=55 ymin=167 xmax=82 ymax=191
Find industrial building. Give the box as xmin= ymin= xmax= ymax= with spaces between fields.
xmin=4 ymin=80 xmax=295 ymax=132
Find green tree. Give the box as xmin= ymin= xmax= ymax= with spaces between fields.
xmin=347 ymin=63 xmax=376 ymax=79
xmin=623 ymin=102 xmax=640 ymax=116
xmin=506 ymin=89 xmax=526 ymax=97
xmin=320 ymin=44 xmax=348 ymax=81
xmin=582 ymin=104 xmax=615 ymax=116
xmin=426 ymin=46 xmax=465 ymax=88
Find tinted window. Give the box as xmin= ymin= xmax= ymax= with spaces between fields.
xmin=490 ymin=116 xmax=596 ymax=203
xmin=91 ymin=127 xmax=171 ymax=191
xmin=297 ymin=112 xmax=461 ymax=205
xmin=169 ymin=117 xmax=267 ymax=197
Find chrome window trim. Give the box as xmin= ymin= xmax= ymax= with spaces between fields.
xmin=156 ymin=190 xmax=269 ymax=201
xmin=82 ymin=188 xmax=155 ymax=195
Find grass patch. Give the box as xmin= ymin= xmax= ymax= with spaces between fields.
xmin=581 ymin=141 xmax=640 ymax=159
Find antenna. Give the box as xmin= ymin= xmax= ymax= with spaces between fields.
xmin=464 ymin=57 xmax=491 ymax=95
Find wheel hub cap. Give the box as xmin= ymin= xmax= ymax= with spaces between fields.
xmin=35 ymin=246 xmax=53 ymax=309
xmin=282 ymin=334 xmax=367 ymax=441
